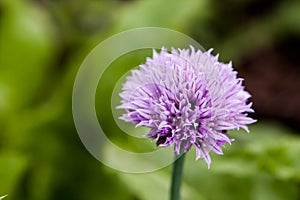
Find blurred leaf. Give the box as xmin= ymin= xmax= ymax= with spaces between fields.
xmin=0 ymin=195 xmax=8 ymax=199
xmin=0 ymin=152 xmax=27 ymax=195
xmin=114 ymin=0 xmax=206 ymax=31
xmin=0 ymin=0 xmax=56 ymax=113
xmin=119 ymin=170 xmax=205 ymax=200
xmin=250 ymin=173 xmax=298 ymax=200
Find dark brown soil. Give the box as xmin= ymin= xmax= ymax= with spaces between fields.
xmin=239 ymin=35 xmax=300 ymax=131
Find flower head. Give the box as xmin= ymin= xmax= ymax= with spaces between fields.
xmin=118 ymin=47 xmax=256 ymax=167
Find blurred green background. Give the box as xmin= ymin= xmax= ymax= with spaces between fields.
xmin=1 ymin=0 xmax=300 ymax=199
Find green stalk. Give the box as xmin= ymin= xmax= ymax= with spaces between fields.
xmin=170 ymin=153 xmax=186 ymax=200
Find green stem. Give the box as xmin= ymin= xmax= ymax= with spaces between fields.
xmin=170 ymin=153 xmax=186 ymax=200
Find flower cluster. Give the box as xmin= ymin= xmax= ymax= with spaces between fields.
xmin=118 ymin=47 xmax=256 ymax=167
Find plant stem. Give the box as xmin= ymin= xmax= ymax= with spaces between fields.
xmin=170 ymin=153 xmax=186 ymax=200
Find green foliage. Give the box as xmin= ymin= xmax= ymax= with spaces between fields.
xmin=0 ymin=0 xmax=299 ymax=199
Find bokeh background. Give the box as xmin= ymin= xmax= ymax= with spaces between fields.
xmin=1 ymin=0 xmax=300 ymax=199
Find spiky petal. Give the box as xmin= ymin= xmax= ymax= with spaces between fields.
xmin=118 ymin=47 xmax=256 ymax=167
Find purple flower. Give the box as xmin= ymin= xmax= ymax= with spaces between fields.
xmin=118 ymin=47 xmax=256 ymax=167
